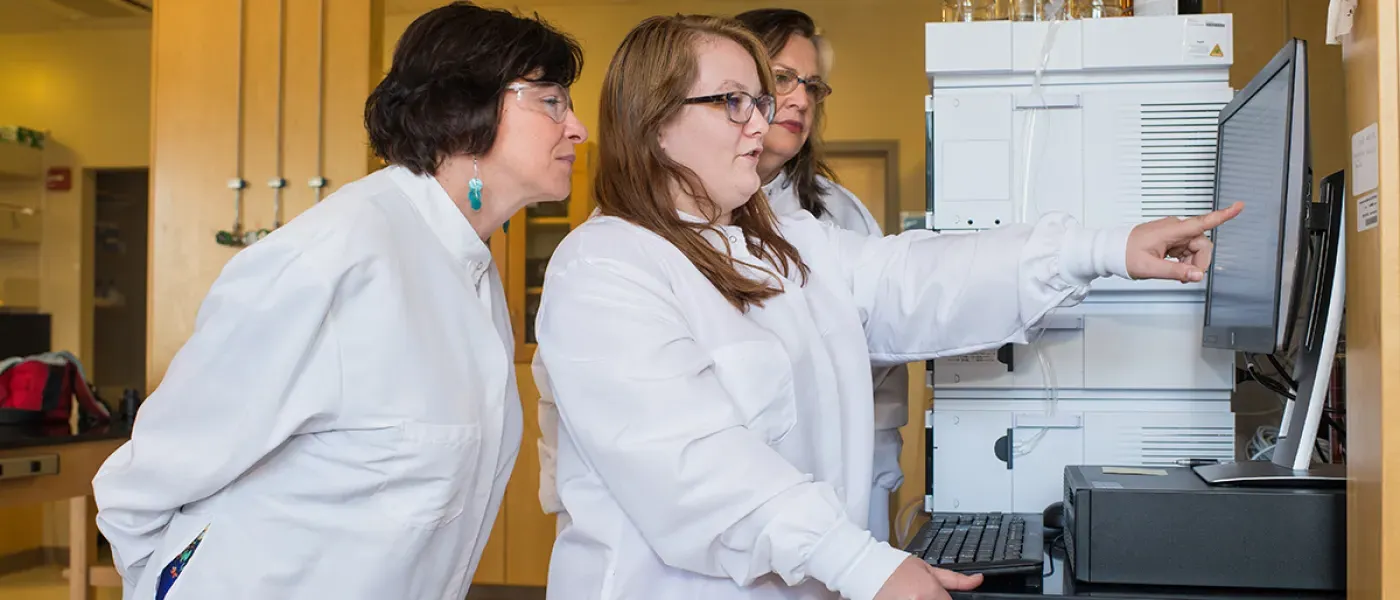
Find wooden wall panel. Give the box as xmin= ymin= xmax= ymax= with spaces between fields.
xmin=243 ymin=0 xmax=284 ymax=233
xmin=148 ymin=0 xmax=244 ymax=383
xmin=1339 ymin=2 xmax=1400 ymax=598
xmin=1288 ymin=0 xmax=1349 ymax=196
xmin=503 ymin=365 xmax=549 ymax=585
xmin=1220 ymin=0 xmax=1287 ymax=90
xmin=148 ymin=0 xmax=382 ymax=387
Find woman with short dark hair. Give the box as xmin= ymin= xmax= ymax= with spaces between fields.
xmin=91 ymin=3 xmax=587 ymax=599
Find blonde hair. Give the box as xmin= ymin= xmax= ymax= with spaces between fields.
xmin=594 ymin=14 xmax=809 ymax=312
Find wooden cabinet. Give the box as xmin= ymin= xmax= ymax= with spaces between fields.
xmin=0 ymin=277 xmax=39 ymax=308
xmin=0 ymin=207 xmax=40 ymax=244
xmin=475 ymin=141 xmax=596 ymax=587
xmin=507 ymin=142 xmax=597 ymax=363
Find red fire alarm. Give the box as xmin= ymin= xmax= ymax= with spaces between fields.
xmin=46 ymin=167 xmax=71 ymax=191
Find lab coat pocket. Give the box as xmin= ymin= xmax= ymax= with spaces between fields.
xmin=378 ymin=421 xmax=484 ymax=529
xmin=710 ymin=341 xmax=797 ymax=445
xmin=144 ymin=511 xmax=213 ymax=598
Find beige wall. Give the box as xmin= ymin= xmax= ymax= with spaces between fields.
xmin=385 ymin=0 xmax=941 ymax=218
xmin=0 ymin=25 xmax=152 ymax=365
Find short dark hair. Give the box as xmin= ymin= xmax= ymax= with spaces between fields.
xmin=734 ymin=8 xmax=838 ymax=220
xmin=365 ymin=2 xmax=583 ymax=176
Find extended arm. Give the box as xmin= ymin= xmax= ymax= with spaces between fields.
xmin=825 ymin=213 xmax=1133 ymax=364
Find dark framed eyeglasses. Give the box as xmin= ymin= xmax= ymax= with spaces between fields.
xmin=773 ymin=69 xmax=832 ymax=104
xmin=682 ymin=91 xmax=776 ymax=125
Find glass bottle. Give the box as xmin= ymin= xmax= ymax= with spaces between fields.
xmin=943 ymin=0 xmax=1005 ymax=22
xmin=1009 ymin=0 xmax=1070 ymax=22
xmin=1072 ymin=0 xmax=1134 ymax=18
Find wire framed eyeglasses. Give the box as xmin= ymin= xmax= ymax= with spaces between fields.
xmin=506 ymin=81 xmax=573 ymax=123
xmin=772 ymin=68 xmax=832 ymax=103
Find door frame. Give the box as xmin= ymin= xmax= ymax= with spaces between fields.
xmin=824 ymin=140 xmax=901 ymax=234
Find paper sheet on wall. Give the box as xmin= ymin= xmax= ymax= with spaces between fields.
xmin=1327 ymin=0 xmax=1356 ymax=45
xmin=1352 ymin=123 xmax=1379 ymax=196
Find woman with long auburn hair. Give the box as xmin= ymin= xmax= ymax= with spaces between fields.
xmin=532 ymin=13 xmax=1241 ymax=600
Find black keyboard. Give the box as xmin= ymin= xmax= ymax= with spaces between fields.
xmin=904 ymin=512 xmax=1044 ymax=580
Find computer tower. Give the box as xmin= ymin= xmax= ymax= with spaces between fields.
xmin=1062 ymin=465 xmax=1344 ymax=591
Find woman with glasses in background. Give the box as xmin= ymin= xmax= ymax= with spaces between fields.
xmin=735 ymin=7 xmax=910 ymax=547
xmin=91 ymin=3 xmax=587 ymax=599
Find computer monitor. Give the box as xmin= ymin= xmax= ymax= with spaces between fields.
xmin=1200 ymin=38 xmax=1310 ymax=355
xmin=1195 ymin=38 xmax=1346 ymax=485
xmin=0 ymin=312 xmax=51 ymax=360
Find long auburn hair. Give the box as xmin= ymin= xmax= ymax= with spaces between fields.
xmin=734 ymin=8 xmax=840 ymax=219
xmin=595 ymin=14 xmax=809 ymax=312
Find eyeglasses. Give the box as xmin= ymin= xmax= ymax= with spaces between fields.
xmin=773 ymin=69 xmax=832 ymax=104
xmin=682 ymin=91 xmax=776 ymax=125
xmin=507 ymin=81 xmax=573 ymax=123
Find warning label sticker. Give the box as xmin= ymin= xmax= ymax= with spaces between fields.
xmin=1184 ymin=17 xmax=1229 ymax=60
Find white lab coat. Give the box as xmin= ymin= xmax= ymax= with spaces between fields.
xmin=91 ymin=165 xmax=521 ymax=600
xmin=533 ymin=209 xmax=1132 ymax=600
xmin=762 ymin=171 xmax=909 ymax=544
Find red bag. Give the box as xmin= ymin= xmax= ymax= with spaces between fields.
xmin=0 ymin=352 xmax=111 ymax=424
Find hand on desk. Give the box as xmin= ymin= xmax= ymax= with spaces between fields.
xmin=1125 ymin=201 xmax=1244 ymax=283
xmin=875 ymin=555 xmax=984 ymax=600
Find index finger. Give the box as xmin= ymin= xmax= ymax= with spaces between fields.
xmin=1186 ymin=201 xmax=1244 ymax=234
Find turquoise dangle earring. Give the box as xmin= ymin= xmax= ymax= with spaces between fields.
xmin=468 ymin=157 xmax=484 ymax=211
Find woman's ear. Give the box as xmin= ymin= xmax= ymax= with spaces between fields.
xmin=656 ymin=126 xmax=671 ymax=153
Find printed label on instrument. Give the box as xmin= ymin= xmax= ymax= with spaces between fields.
xmin=1102 ymin=466 xmax=1168 ymax=476
xmin=1183 ymin=18 xmax=1229 ymax=60
xmin=944 ymin=349 xmax=999 ymax=364
xmin=1357 ymin=191 xmax=1379 ymax=232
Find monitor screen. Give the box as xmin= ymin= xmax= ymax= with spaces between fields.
xmin=0 ymin=312 xmax=51 ymax=359
xmin=1202 ymin=67 xmax=1292 ymax=350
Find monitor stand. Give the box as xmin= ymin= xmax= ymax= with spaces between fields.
xmin=1197 ymin=176 xmax=1349 ymax=490
xmin=1193 ymin=460 xmax=1345 ymax=486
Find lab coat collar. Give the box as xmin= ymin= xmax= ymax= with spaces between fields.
xmin=675 ymin=209 xmax=751 ymax=259
xmin=386 ymin=165 xmax=494 ymax=270
xmin=762 ymin=170 xmax=792 ymax=195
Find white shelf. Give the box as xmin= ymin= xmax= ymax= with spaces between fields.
xmin=0 ymin=141 xmax=44 ymax=181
